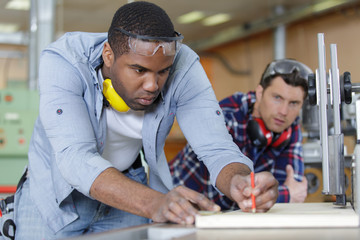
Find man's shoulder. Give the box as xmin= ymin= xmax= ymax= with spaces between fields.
xmin=219 ymin=91 xmax=251 ymax=108
xmin=44 ymin=32 xmax=107 ymax=63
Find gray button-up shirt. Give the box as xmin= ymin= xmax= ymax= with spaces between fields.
xmin=27 ymin=32 xmax=253 ymax=232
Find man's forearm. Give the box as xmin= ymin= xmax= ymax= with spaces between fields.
xmin=90 ymin=167 xmax=162 ymax=219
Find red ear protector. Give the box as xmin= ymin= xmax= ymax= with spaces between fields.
xmin=246 ymin=118 xmax=292 ymax=148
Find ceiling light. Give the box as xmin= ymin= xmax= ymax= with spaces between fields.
xmin=202 ymin=13 xmax=231 ymax=26
xmin=5 ymin=0 xmax=30 ymax=11
xmin=0 ymin=23 xmax=19 ymax=33
xmin=312 ymin=0 xmax=347 ymax=13
xmin=177 ymin=11 xmax=206 ymax=24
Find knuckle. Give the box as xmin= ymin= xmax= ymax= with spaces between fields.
xmin=168 ymin=201 xmax=175 ymax=209
xmin=178 ymin=197 xmax=187 ymax=206
xmin=195 ymin=193 xmax=206 ymax=202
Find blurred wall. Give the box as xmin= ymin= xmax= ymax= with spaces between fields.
xmin=203 ymin=6 xmax=360 ymax=101
xmin=0 ymin=45 xmax=27 ymax=89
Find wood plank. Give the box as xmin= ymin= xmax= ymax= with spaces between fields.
xmin=196 ymin=202 xmax=359 ymax=228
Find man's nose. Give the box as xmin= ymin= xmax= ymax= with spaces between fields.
xmin=279 ymin=103 xmax=289 ymax=115
xmin=143 ymin=74 xmax=159 ymax=92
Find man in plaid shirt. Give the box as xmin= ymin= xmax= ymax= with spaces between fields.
xmin=169 ymin=59 xmax=310 ymax=210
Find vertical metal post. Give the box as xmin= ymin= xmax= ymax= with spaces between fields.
xmin=328 ymin=44 xmax=345 ymax=205
xmin=317 ymin=33 xmax=330 ymax=194
xmin=37 ymin=0 xmax=56 ymax=59
xmin=273 ymin=5 xmax=286 ymax=60
xmin=28 ymin=0 xmax=56 ymax=91
xmin=330 ymin=44 xmax=341 ymax=135
xmin=28 ymin=0 xmax=38 ymax=90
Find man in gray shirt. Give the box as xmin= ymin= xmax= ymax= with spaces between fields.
xmin=14 ymin=2 xmax=278 ymax=239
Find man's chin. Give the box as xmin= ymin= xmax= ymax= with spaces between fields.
xmin=129 ymin=104 xmax=149 ymax=111
xmin=270 ymin=125 xmax=287 ymax=133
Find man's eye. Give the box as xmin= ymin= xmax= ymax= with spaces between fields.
xmin=159 ymin=68 xmax=171 ymax=74
xmin=135 ymin=68 xmax=146 ymax=73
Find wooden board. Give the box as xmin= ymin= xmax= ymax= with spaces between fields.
xmin=196 ymin=202 xmax=359 ymax=228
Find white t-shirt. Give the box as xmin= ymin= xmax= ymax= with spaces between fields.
xmin=98 ymin=69 xmax=144 ymax=171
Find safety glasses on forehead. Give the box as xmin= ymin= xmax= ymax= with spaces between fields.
xmin=115 ymin=27 xmax=184 ymax=56
xmin=263 ymin=59 xmax=312 ymax=81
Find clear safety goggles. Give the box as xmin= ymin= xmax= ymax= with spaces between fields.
xmin=263 ymin=59 xmax=313 ymax=81
xmin=115 ymin=27 xmax=184 ymax=56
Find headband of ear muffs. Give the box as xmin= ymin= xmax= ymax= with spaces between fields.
xmin=246 ymin=118 xmax=292 ymax=148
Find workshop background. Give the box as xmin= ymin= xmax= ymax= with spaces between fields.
xmin=1 ymin=0 xmax=360 ymax=202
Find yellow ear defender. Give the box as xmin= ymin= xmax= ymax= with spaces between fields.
xmin=102 ymin=78 xmax=130 ymax=112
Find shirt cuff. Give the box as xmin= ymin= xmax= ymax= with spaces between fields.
xmin=208 ymin=156 xmax=254 ymax=196
xmin=277 ymin=185 xmax=290 ymax=203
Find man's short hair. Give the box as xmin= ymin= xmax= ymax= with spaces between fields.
xmin=260 ymin=59 xmax=312 ymax=99
xmin=108 ymin=1 xmax=175 ymax=58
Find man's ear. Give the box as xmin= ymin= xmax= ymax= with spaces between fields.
xmin=255 ymin=85 xmax=264 ymax=102
xmin=102 ymin=42 xmax=114 ymax=68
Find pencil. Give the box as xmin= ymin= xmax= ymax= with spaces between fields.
xmin=250 ymin=171 xmax=256 ymax=213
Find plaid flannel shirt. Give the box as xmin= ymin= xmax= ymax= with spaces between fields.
xmin=169 ymin=91 xmax=305 ymax=210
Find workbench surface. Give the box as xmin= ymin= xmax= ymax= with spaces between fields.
xmin=66 ymin=203 xmax=360 ymax=240
xmin=66 ymin=223 xmax=360 ymax=240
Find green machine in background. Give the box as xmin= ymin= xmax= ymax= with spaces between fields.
xmin=0 ymin=88 xmax=39 ymax=191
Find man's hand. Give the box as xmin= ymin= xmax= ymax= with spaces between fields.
xmin=215 ymin=163 xmax=278 ymax=212
xmin=229 ymin=171 xmax=278 ymax=212
xmin=90 ymin=168 xmax=219 ymax=226
xmin=150 ymin=186 xmax=221 ymax=224
xmin=284 ymin=164 xmax=308 ymax=203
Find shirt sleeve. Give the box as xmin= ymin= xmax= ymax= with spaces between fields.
xmin=277 ymin=185 xmax=291 ymax=203
xmin=38 ymin=50 xmax=112 ymax=197
xmin=173 ymin=57 xmax=253 ymax=190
